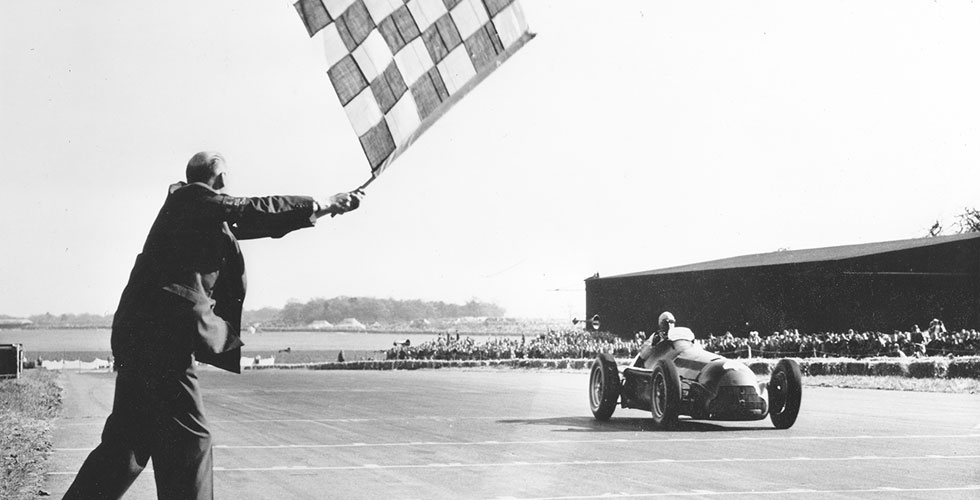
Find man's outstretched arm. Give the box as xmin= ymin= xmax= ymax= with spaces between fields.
xmin=227 ymin=190 xmax=364 ymax=240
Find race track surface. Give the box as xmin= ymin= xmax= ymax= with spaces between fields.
xmin=47 ymin=368 xmax=980 ymax=499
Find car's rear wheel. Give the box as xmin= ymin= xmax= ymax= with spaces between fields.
xmin=768 ymin=358 xmax=803 ymax=429
xmin=589 ymin=353 xmax=620 ymax=420
xmin=651 ymin=359 xmax=680 ymax=429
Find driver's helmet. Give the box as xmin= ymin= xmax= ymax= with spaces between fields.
xmin=667 ymin=326 xmax=695 ymax=342
xmin=658 ymin=312 xmax=676 ymax=333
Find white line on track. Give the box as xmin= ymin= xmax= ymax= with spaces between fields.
xmin=45 ymin=454 xmax=980 ymax=474
xmin=58 ymin=415 xmax=511 ymax=426
xmin=210 ymin=454 xmax=980 ymax=471
xmin=52 ymin=433 xmax=980 ymax=452
xmin=471 ymin=485 xmax=980 ymax=499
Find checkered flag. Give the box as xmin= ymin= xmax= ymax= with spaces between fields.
xmin=293 ymin=0 xmax=534 ymax=180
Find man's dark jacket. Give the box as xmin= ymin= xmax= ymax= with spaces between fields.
xmin=111 ymin=182 xmax=317 ymax=373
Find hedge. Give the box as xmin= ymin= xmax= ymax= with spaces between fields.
xmin=869 ymin=361 xmax=910 ymax=377
xmin=948 ymin=358 xmax=980 ymax=379
xmin=248 ymin=356 xmax=980 ymax=379
xmin=908 ymin=359 xmax=948 ymax=379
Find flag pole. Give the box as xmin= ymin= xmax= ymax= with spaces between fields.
xmin=356 ymin=174 xmax=377 ymax=192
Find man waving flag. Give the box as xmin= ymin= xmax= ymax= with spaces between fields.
xmin=293 ymin=0 xmax=534 ymax=181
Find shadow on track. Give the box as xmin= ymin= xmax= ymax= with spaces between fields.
xmin=497 ymin=416 xmax=770 ymax=433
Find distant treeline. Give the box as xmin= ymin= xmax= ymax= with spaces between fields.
xmin=21 ymin=312 xmax=113 ymax=328
xmin=3 ymin=297 xmax=506 ymax=329
xmin=244 ymin=297 xmax=505 ymax=327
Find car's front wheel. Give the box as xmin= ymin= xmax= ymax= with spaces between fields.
xmin=768 ymin=358 xmax=803 ymax=429
xmin=651 ymin=359 xmax=681 ymax=429
xmin=589 ymin=353 xmax=620 ymax=421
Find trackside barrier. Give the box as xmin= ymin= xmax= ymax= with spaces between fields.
xmin=244 ymin=359 xmax=593 ymax=371
xmin=38 ymin=358 xmax=111 ymax=371
xmin=241 ymin=356 xmax=980 ymax=379
xmin=240 ymin=356 xmax=276 ymax=369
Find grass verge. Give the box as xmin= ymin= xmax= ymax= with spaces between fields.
xmin=803 ymin=374 xmax=980 ymax=394
xmin=1 ymin=370 xmax=63 ymax=500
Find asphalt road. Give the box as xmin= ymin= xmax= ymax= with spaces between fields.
xmin=47 ymin=368 xmax=980 ymax=499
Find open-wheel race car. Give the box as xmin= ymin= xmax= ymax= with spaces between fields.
xmin=588 ymin=327 xmax=802 ymax=429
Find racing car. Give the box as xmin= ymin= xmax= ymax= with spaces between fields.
xmin=588 ymin=327 xmax=802 ymax=429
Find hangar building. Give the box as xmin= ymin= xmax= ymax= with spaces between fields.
xmin=585 ymin=232 xmax=980 ymax=337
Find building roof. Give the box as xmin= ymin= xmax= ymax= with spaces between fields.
xmin=603 ymin=232 xmax=980 ymax=279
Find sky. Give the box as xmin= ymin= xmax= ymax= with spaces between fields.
xmin=1 ymin=0 xmax=979 ymax=320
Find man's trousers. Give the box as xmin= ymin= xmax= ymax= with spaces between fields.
xmin=63 ymin=362 xmax=213 ymax=500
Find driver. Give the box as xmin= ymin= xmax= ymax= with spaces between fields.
xmin=634 ymin=311 xmax=675 ymax=367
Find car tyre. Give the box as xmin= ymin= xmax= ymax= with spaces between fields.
xmin=768 ymin=358 xmax=803 ymax=429
xmin=589 ymin=353 xmax=620 ymax=420
xmin=651 ymin=359 xmax=681 ymax=429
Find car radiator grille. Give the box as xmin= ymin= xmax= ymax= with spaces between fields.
xmin=709 ymin=386 xmax=766 ymax=413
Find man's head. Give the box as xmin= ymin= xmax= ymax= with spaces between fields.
xmin=658 ymin=311 xmax=675 ymax=333
xmin=186 ymin=151 xmax=228 ymax=192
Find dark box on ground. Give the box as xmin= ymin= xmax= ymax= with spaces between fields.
xmin=0 ymin=343 xmax=23 ymax=379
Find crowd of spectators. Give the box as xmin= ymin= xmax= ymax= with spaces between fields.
xmin=385 ymin=319 xmax=980 ymax=361
xmin=702 ymin=320 xmax=980 ymax=359
xmin=386 ymin=330 xmax=641 ymax=361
